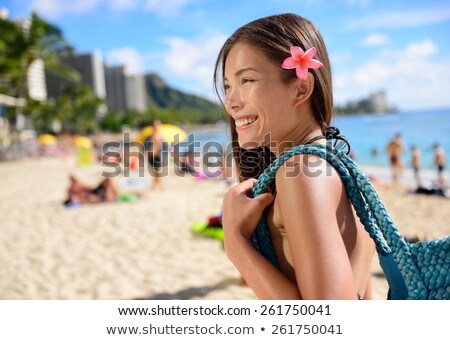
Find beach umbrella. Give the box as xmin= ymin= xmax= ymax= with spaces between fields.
xmin=38 ymin=134 xmax=57 ymax=145
xmin=136 ymin=124 xmax=187 ymax=144
xmin=73 ymin=136 xmax=93 ymax=148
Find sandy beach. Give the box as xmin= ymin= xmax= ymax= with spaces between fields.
xmin=0 ymin=155 xmax=449 ymax=300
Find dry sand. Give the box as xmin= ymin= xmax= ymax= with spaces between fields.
xmin=0 ymin=156 xmax=449 ymax=300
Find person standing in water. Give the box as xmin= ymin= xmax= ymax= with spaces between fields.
xmin=386 ymin=133 xmax=405 ymax=184
xmin=411 ymin=145 xmax=421 ymax=188
xmin=433 ymin=143 xmax=446 ymax=188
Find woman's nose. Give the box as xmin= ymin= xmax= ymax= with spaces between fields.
xmin=226 ymin=88 xmax=243 ymax=112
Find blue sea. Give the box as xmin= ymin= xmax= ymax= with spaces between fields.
xmin=191 ymin=108 xmax=450 ymax=169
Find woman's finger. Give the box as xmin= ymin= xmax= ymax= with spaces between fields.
xmin=236 ymin=178 xmax=257 ymax=196
xmin=254 ymin=192 xmax=274 ymax=208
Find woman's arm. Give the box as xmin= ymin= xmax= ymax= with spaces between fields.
xmin=275 ymin=155 xmax=357 ymax=299
xmin=225 ymin=233 xmax=302 ymax=299
xmin=363 ymin=277 xmax=373 ymax=300
xmin=222 ymin=179 xmax=302 ymax=299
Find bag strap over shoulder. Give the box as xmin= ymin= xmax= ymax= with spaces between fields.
xmin=252 ymin=144 xmax=389 ymax=254
xmin=251 ymin=143 xmax=427 ymax=299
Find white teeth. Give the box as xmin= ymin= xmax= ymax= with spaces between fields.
xmin=235 ymin=118 xmax=256 ymax=127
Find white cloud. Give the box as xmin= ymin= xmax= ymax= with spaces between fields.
xmin=404 ymin=39 xmax=437 ymax=58
xmin=378 ymin=39 xmax=438 ymax=59
xmin=28 ymin=0 xmax=193 ymax=18
xmin=329 ymin=51 xmax=353 ymax=67
xmin=348 ymin=8 xmax=450 ymax=29
xmin=109 ymin=0 xmax=140 ymax=12
xmin=30 ymin=0 xmax=102 ymax=19
xmin=346 ymin=0 xmax=371 ymax=7
xmin=334 ymin=39 xmax=450 ymax=110
xmin=162 ymin=34 xmax=227 ymax=98
xmin=144 ymin=0 xmax=196 ymax=18
xmin=362 ymin=33 xmax=389 ymax=47
xmin=272 ymin=0 xmax=372 ymax=6
xmin=352 ymin=61 xmax=390 ymax=86
xmin=106 ymin=47 xmax=147 ymax=75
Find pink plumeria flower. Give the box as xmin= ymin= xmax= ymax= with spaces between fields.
xmin=281 ymin=46 xmax=323 ymax=81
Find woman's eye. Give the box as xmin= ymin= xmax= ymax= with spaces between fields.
xmin=241 ymin=78 xmax=254 ymax=84
xmin=224 ymin=84 xmax=230 ymax=91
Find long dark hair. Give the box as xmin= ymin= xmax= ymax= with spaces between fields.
xmin=213 ymin=13 xmax=333 ymax=182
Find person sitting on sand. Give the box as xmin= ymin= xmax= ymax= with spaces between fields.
xmin=65 ymin=175 xmax=118 ymax=205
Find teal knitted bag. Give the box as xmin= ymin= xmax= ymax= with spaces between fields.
xmin=251 ymin=143 xmax=450 ymax=300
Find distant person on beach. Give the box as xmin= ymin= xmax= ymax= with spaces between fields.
xmin=386 ymin=133 xmax=405 ymax=184
xmin=222 ymin=145 xmax=240 ymax=187
xmin=411 ymin=145 xmax=421 ymax=187
xmin=433 ymin=143 xmax=446 ymax=188
xmin=215 ymin=14 xmax=375 ymax=299
xmin=176 ymin=151 xmax=198 ymax=175
xmin=65 ymin=175 xmax=118 ymax=205
xmin=348 ymin=149 xmax=356 ymax=160
xmin=145 ymin=120 xmax=164 ymax=190
xmin=371 ymin=147 xmax=379 ymax=159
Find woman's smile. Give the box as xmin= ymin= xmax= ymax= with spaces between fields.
xmin=235 ymin=116 xmax=258 ymax=130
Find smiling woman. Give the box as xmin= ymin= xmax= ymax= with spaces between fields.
xmin=214 ymin=13 xmax=376 ymax=300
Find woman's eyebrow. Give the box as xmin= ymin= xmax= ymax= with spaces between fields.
xmin=224 ymin=67 xmax=258 ymax=81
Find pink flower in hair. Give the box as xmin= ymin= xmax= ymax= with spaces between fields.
xmin=281 ymin=46 xmax=323 ymax=81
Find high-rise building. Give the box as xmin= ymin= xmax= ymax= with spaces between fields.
xmin=345 ymin=90 xmax=390 ymax=114
xmin=27 ymin=59 xmax=47 ymax=101
xmin=125 ymin=75 xmax=147 ymax=112
xmin=46 ymin=50 xmax=107 ymax=115
xmin=105 ymin=65 xmax=147 ymax=113
xmin=104 ymin=65 xmax=127 ymax=112
xmin=1 ymin=11 xmax=47 ymax=102
xmin=369 ymin=91 xmax=388 ymax=113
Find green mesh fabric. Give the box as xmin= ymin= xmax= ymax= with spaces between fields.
xmin=251 ymin=144 xmax=450 ymax=300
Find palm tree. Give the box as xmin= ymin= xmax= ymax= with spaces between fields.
xmin=0 ymin=15 xmax=22 ymax=97
xmin=22 ymin=84 xmax=104 ymax=135
xmin=0 ymin=12 xmax=79 ymax=100
xmin=0 ymin=12 xmax=80 ymax=158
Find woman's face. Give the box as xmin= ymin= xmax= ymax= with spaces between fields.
xmin=224 ymin=43 xmax=300 ymax=149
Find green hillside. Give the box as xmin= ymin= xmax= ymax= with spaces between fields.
xmin=145 ymin=73 xmax=218 ymax=111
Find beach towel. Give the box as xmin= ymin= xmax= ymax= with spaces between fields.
xmin=251 ymin=143 xmax=450 ymax=300
xmin=191 ymin=216 xmax=224 ymax=242
xmin=63 ymin=193 xmax=140 ymax=207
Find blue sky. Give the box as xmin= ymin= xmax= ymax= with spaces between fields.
xmin=3 ymin=0 xmax=450 ymax=111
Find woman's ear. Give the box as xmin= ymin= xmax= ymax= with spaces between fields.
xmin=292 ymin=73 xmax=314 ymax=108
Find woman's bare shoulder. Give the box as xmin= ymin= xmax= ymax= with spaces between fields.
xmin=275 ymin=154 xmax=342 ymax=200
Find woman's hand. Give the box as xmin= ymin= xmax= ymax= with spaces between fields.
xmin=222 ymin=179 xmax=274 ymax=241
xmin=221 ymin=179 xmax=303 ymax=300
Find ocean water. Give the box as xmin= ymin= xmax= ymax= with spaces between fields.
xmin=191 ymin=108 xmax=450 ymax=168
xmin=332 ymin=109 xmax=450 ymax=167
